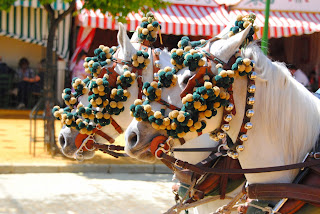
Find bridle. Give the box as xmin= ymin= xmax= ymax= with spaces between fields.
xmin=73 ymin=41 xmax=182 ymax=160
xmin=146 ymin=39 xmax=320 ymax=212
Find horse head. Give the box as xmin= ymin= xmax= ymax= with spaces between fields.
xmin=58 ymin=23 xmax=172 ymax=160
xmin=125 ymin=25 xmax=252 ymax=163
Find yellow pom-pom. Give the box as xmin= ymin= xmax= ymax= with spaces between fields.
xmin=228 ymin=31 xmax=234 ymax=37
xmin=137 ymin=56 xmax=145 ymax=64
xmin=245 ymin=65 xmax=252 ymax=73
xmin=132 ymin=60 xmax=139 ymax=67
xmin=227 ymin=70 xmax=234 ymax=77
xmin=103 ymin=99 xmax=109 ymax=106
xmin=104 ymin=113 xmax=110 ymax=119
xmin=198 ymin=59 xmax=206 ymax=67
xmin=172 ymin=110 xmax=179 ymax=119
xmin=79 ymin=128 xmax=87 ymax=134
xmin=220 ymin=91 xmax=227 ymax=99
xmin=144 ymin=105 xmax=152 ymax=113
xmin=182 ymin=97 xmax=187 ymax=104
xmin=184 ymin=46 xmax=191 ymax=52
xmin=103 ymin=46 xmax=110 ymax=53
xmin=237 ymin=14 xmax=243 ymax=21
xmin=159 ymin=125 xmax=166 ymax=130
xmin=177 ymin=114 xmax=185 ymax=122
xmin=204 ymin=82 xmax=212 ymax=89
xmin=147 ymin=24 xmax=154 ymax=31
xmin=154 ymin=111 xmax=162 ymax=119
xmin=220 ymin=70 xmax=227 ymax=78
xmin=204 ymin=110 xmax=212 ymax=118
xmin=171 ymin=59 xmax=177 ymax=65
xmin=134 ymin=99 xmax=143 ymax=106
xmin=83 ymin=62 xmax=88 ymax=68
xmin=177 ymin=132 xmax=186 ymax=138
xmin=152 ymin=122 xmax=160 ymax=130
xmin=190 ymin=127 xmax=196 ymax=132
xmin=89 ymin=114 xmax=95 ymax=120
xmin=198 ymin=105 xmax=207 ymax=112
xmin=171 ymin=122 xmax=177 ymax=130
xmin=155 ymin=89 xmax=161 ymax=97
xmin=187 ymin=119 xmax=193 ymax=127
xmin=164 ymin=66 xmax=171 ymax=72
xmin=142 ymin=28 xmax=149 ymax=35
xmin=194 ymin=121 xmax=202 ymax=130
xmin=176 ymin=49 xmax=184 ymax=56
xmin=96 ymin=112 xmax=103 ymax=119
xmin=53 ymin=111 xmax=61 ymax=118
xmin=76 ymin=119 xmax=82 ymax=125
xmin=136 ymin=117 xmax=143 ymax=122
xmin=141 ymin=17 xmax=148 ymax=22
xmin=163 ymin=118 xmax=170 ymax=126
xmin=117 ymin=102 xmax=123 ymax=109
xmin=150 ymin=31 xmax=157 ymax=38
xmin=186 ymin=94 xmax=193 ymax=102
xmin=110 ymin=101 xmax=117 ymax=108
xmin=97 ymin=85 xmax=105 ymax=92
xmin=70 ymin=97 xmax=77 ymax=105
xmin=190 ymin=49 xmax=197 ymax=55
xmin=145 ymin=58 xmax=151 ymax=65
xmin=202 ymin=94 xmax=209 ymax=99
xmin=199 ymin=112 xmax=205 ymax=118
xmin=243 ymin=58 xmax=251 ymax=66
xmin=238 ymin=64 xmax=246 ymax=72
xmin=82 ymin=87 xmax=89 ymax=95
xmin=243 ymin=21 xmax=250 ymax=28
xmin=254 ymin=25 xmax=260 ymax=33
xmin=194 ymin=101 xmax=202 ymax=109
xmin=214 ymin=102 xmax=221 ymax=108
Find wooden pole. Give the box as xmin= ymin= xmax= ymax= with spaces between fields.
xmin=261 ymin=0 xmax=271 ymax=55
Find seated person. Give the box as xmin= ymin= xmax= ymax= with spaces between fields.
xmin=15 ymin=58 xmax=40 ymax=109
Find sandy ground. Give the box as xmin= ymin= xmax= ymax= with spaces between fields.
xmin=0 ymin=110 xmax=153 ymax=165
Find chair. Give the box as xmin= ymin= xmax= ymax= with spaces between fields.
xmin=0 ymin=73 xmax=13 ymax=108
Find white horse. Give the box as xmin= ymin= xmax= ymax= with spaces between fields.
xmin=125 ymin=25 xmax=320 ymax=212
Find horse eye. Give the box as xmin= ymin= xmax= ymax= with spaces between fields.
xmin=183 ymin=75 xmax=193 ymax=84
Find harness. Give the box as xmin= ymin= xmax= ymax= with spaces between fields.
xmin=147 ymin=40 xmax=320 ymax=213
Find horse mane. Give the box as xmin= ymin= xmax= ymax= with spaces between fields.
xmin=241 ymin=43 xmax=320 ymax=164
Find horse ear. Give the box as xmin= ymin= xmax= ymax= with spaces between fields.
xmin=214 ymin=24 xmax=252 ymax=63
xmin=117 ymin=23 xmax=135 ymax=61
xmin=130 ymin=26 xmax=139 ymax=43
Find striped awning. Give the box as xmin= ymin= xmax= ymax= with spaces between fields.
xmin=229 ymin=10 xmax=320 ymax=39
xmin=13 ymin=0 xmax=70 ymax=10
xmin=0 ymin=4 xmax=71 ymax=59
xmin=76 ymin=2 xmax=230 ymax=36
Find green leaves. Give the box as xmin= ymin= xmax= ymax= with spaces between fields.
xmin=82 ymin=0 xmax=169 ymax=23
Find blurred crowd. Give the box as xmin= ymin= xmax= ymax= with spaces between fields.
xmin=0 ymin=56 xmax=45 ymax=109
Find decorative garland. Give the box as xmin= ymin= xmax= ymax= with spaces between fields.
xmin=130 ymin=54 xmax=256 ymax=140
xmin=131 ymin=50 xmax=150 ymax=69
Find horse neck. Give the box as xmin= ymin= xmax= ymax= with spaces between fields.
xmin=227 ymin=50 xmax=320 ymax=184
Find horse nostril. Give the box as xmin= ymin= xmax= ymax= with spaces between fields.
xmin=59 ymin=134 xmax=66 ymax=148
xmin=128 ymin=131 xmax=138 ymax=148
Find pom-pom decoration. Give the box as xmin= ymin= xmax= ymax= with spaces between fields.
xmin=158 ymin=66 xmax=178 ymax=88
xmin=228 ymin=13 xmax=259 ymax=46
xmin=131 ymin=50 xmax=150 ymax=70
xmin=137 ymin=12 xmax=161 ymax=43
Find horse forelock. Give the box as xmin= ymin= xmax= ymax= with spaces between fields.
xmin=241 ymin=43 xmax=320 ymax=164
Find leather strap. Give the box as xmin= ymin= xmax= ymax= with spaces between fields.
xmin=247 ymin=183 xmax=320 ymax=205
xmin=219 ymin=156 xmax=231 ymax=199
xmin=157 ymin=99 xmax=181 ymax=111
xmin=110 ymin=116 xmax=123 ymax=134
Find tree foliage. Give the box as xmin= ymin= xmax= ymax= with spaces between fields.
xmin=82 ymin=0 xmax=169 ymax=23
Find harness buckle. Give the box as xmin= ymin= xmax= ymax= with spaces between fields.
xmin=314 ymin=152 xmax=320 ymax=159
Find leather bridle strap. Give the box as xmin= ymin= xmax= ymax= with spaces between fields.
xmin=157 ymin=99 xmax=181 ymax=111
xmin=160 ymin=153 xmax=320 ymax=175
xmin=110 ymin=116 xmax=124 ymax=134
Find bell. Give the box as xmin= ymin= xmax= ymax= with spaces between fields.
xmin=224 ymin=114 xmax=233 ymax=122
xmin=236 ymin=145 xmax=244 ymax=152
xmin=247 ymin=96 xmax=255 ymax=105
xmin=240 ymin=134 xmax=248 ymax=141
xmin=209 ymin=133 xmax=219 ymax=142
xmin=248 ymin=85 xmax=256 ymax=93
xmin=218 ymin=132 xmax=226 ymax=139
xmin=244 ymin=122 xmax=253 ymax=130
xmin=249 ymin=71 xmax=257 ymax=80
xmin=246 ymin=109 xmax=254 ymax=118
xmin=221 ymin=124 xmax=230 ymax=131
xmin=225 ymin=103 xmax=234 ymax=112
xmin=227 ymin=150 xmax=239 ymax=159
xmin=154 ymin=60 xmax=161 ymax=68
xmin=153 ymin=73 xmax=159 ymax=81
xmin=154 ymin=48 xmax=161 ymax=56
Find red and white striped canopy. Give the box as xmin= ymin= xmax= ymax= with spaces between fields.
xmin=229 ymin=10 xmax=320 ymax=39
xmin=76 ymin=1 xmax=230 ymax=36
